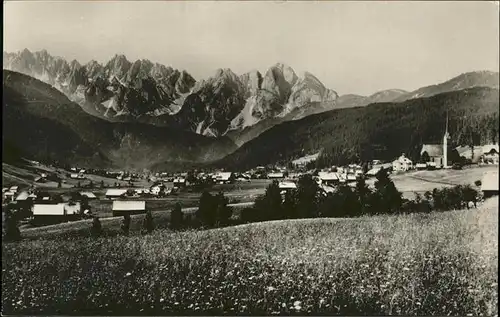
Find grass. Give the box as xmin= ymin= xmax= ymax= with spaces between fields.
xmin=2 ymin=198 xmax=498 ymax=315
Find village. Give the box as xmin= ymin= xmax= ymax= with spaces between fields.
xmin=3 ymin=137 xmax=499 ymax=227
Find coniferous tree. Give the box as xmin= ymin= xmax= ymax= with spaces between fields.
xmin=253 ymin=181 xmax=283 ymax=221
xmin=373 ymin=168 xmax=403 ymax=214
xmin=142 ymin=211 xmax=154 ymax=234
xmin=170 ymin=203 xmax=183 ymax=229
xmin=91 ymin=216 xmax=102 ymax=237
xmin=4 ymin=211 xmax=21 ymax=242
xmin=121 ymin=214 xmax=131 ymax=236
xmin=296 ymin=175 xmax=321 ymax=218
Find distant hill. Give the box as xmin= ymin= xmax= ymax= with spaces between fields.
xmin=394 ymin=71 xmax=499 ymax=102
xmin=227 ymin=71 xmax=499 ymax=146
xmin=216 ymin=86 xmax=499 ymax=170
xmin=3 ymin=70 xmax=237 ymax=170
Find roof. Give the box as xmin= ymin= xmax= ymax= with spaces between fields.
xmin=33 ymin=204 xmax=65 ymax=216
xmin=15 ymin=191 xmax=30 ymax=201
xmin=105 ymin=189 xmax=127 ymax=197
xmin=278 ymin=181 xmax=297 ymax=189
xmin=10 ymin=186 xmax=19 ymax=191
xmin=80 ymin=192 xmax=97 ymax=199
xmin=318 ymin=172 xmax=338 ymax=181
xmin=482 ymin=144 xmax=499 ymax=154
xmin=421 ymin=144 xmax=443 ymax=157
xmin=268 ymin=173 xmax=284 ymax=178
xmin=112 ymin=200 xmax=146 ymax=211
xmin=481 ymin=172 xmax=499 ymax=192
xmin=64 ymin=202 xmax=81 ymax=215
xmin=215 ymin=172 xmax=233 ymax=181
xmin=320 ymin=184 xmax=335 ymax=193
xmin=173 ymin=178 xmax=186 ymax=183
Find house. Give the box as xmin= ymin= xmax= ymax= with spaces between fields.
xmin=481 ymin=144 xmax=499 ymax=164
xmin=80 ymin=192 xmax=97 ymax=200
xmin=318 ymin=172 xmax=339 ymax=186
xmin=268 ymin=172 xmax=284 ymax=180
xmin=105 ymin=189 xmax=127 ymax=199
xmin=481 ymin=172 xmax=499 ymax=199
xmin=112 ymin=200 xmax=146 ymax=217
xmin=214 ymin=172 xmax=234 ymax=184
xmin=278 ymin=181 xmax=297 ymax=195
xmin=455 ymin=146 xmax=483 ymax=164
xmin=346 ymin=174 xmax=357 ymax=183
xmin=392 ymin=154 xmax=413 ymax=172
xmin=150 ymin=185 xmax=163 ymax=196
xmin=173 ymin=178 xmax=187 ymax=188
xmin=9 ymin=186 xmax=19 ymax=193
xmin=3 ymin=191 xmax=15 ymax=202
xmin=415 ymin=163 xmax=427 ymax=170
xmin=32 ymin=203 xmax=79 ymax=225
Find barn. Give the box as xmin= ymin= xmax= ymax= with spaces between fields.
xmin=112 ymin=200 xmax=146 ymax=217
xmin=105 ymin=189 xmax=127 ymax=199
xmin=32 ymin=203 xmax=80 ymax=225
xmin=481 ymin=172 xmax=499 ymax=199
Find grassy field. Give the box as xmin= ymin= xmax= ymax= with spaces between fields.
xmin=367 ymin=165 xmax=497 ymax=199
xmin=3 ymin=197 xmax=497 ymax=315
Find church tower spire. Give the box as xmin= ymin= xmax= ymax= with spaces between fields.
xmin=443 ymin=111 xmax=450 ymax=168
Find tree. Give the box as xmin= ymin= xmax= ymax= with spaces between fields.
xmin=91 ymin=216 xmax=102 ymax=237
xmin=57 ymin=180 xmax=62 ymax=188
xmin=355 ymin=177 xmax=372 ymax=215
xmin=196 ymin=191 xmax=217 ymax=228
xmin=101 ymin=180 xmax=105 ymax=188
xmin=296 ymin=175 xmax=321 ymax=218
xmin=77 ymin=181 xmax=81 ymax=188
xmin=170 ymin=203 xmax=183 ymax=229
xmin=282 ymin=190 xmax=298 ymax=219
xmin=373 ymin=168 xmax=403 ymax=214
xmin=215 ymin=192 xmax=233 ymax=226
xmin=121 ymin=214 xmax=131 ymax=236
xmin=142 ymin=211 xmax=154 ymax=234
xmin=474 ymin=180 xmax=482 ymax=187
xmin=89 ymin=180 xmax=94 ymax=188
xmin=253 ymin=181 xmax=284 ymax=221
xmin=3 ymin=212 xmax=21 ymax=242
xmin=421 ymin=151 xmax=431 ymax=163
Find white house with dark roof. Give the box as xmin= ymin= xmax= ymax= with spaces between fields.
xmin=105 ymin=189 xmax=127 ymax=199
xmin=112 ymin=200 xmax=146 ymax=216
xmin=392 ymin=154 xmax=413 ymax=172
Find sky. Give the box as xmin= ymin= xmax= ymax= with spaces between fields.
xmin=3 ymin=1 xmax=499 ymax=96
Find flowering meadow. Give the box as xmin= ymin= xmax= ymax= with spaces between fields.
xmin=2 ymin=198 xmax=498 ymax=315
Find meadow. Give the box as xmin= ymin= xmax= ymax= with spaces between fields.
xmin=2 ymin=197 xmax=498 ymax=315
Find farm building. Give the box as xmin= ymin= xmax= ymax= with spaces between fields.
xmin=346 ymin=174 xmax=357 ymax=182
xmin=318 ymin=172 xmax=339 ymax=186
xmin=80 ymin=192 xmax=97 ymax=200
xmin=415 ymin=163 xmax=427 ymax=170
xmin=392 ymin=154 xmax=413 ymax=172
xmin=455 ymin=146 xmax=483 ymax=163
xmin=278 ymin=181 xmax=297 ymax=191
xmin=214 ymin=172 xmax=234 ymax=184
xmin=112 ymin=200 xmax=146 ymax=217
xmin=268 ymin=172 xmax=285 ymax=179
xmin=173 ymin=178 xmax=187 ymax=188
xmin=105 ymin=189 xmax=127 ymax=199
xmin=481 ymin=172 xmax=499 ymax=199
xmin=32 ymin=203 xmax=80 ymax=225
xmin=481 ymin=144 xmax=499 ymax=164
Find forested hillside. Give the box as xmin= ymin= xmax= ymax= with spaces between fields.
xmin=216 ymin=87 xmax=499 ymax=170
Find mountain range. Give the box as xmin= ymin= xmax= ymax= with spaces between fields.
xmin=3 ymin=49 xmax=340 ymax=138
xmin=3 ymin=48 xmax=499 ymax=170
xmin=3 ymin=70 xmax=236 ymax=170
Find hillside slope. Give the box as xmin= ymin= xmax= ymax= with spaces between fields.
xmin=217 ymin=87 xmax=499 ymax=169
xmin=3 ymin=70 xmax=237 ymax=170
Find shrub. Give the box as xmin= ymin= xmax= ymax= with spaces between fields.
xmin=142 ymin=211 xmax=154 ymax=235
xmin=253 ymin=181 xmax=284 ymax=221
xmin=121 ymin=215 xmax=131 ymax=236
xmin=91 ymin=217 xmax=102 ymax=237
xmin=170 ymin=203 xmax=183 ymax=229
xmin=3 ymin=212 xmax=21 ymax=242
xmin=196 ymin=191 xmax=232 ymax=228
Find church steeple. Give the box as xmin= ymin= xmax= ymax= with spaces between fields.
xmin=443 ymin=111 xmax=450 ymax=168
